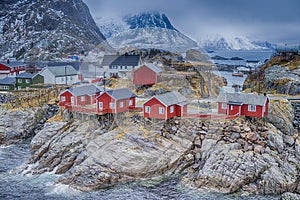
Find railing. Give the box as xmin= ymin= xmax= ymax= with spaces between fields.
xmin=184 ymin=112 xmax=240 ymax=120
xmin=61 ymin=103 xmax=240 ymax=120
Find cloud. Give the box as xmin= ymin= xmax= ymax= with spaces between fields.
xmin=84 ymin=0 xmax=300 ymax=44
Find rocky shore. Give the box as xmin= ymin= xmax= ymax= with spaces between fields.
xmin=1 ymin=98 xmax=300 ymax=198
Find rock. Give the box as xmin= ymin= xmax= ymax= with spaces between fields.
xmin=246 ymin=132 xmax=258 ymax=142
xmin=0 ymin=107 xmax=50 ymax=145
xmin=267 ymin=127 xmax=284 ymax=153
xmin=230 ymin=132 xmax=240 ymax=140
xmin=253 ymin=145 xmax=264 ymax=154
xmin=228 ymin=125 xmax=241 ymax=133
xmin=244 ymin=126 xmax=251 ymax=132
xmin=259 ymin=164 xmax=298 ymax=194
xmin=194 ymin=136 xmax=202 ymax=148
xmin=281 ymin=192 xmax=300 ymax=200
xmin=28 ymin=118 xmax=198 ymax=191
xmin=283 ymin=135 xmax=295 ymax=146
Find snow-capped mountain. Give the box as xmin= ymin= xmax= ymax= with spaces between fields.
xmin=0 ymin=0 xmax=108 ymax=60
xmin=199 ymin=35 xmax=273 ymax=51
xmin=96 ymin=12 xmax=198 ymax=52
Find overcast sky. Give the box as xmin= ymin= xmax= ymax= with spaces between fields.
xmin=84 ymin=0 xmax=300 ymax=44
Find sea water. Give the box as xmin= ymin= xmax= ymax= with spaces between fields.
xmin=0 ymin=141 xmax=279 ymax=200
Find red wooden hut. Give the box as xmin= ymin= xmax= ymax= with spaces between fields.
xmin=133 ymin=63 xmax=162 ymax=86
xmin=96 ymin=88 xmax=136 ymax=114
xmin=143 ymin=91 xmax=187 ymax=120
xmin=59 ymin=84 xmax=102 ymax=107
xmin=217 ymin=92 xmax=269 ymax=118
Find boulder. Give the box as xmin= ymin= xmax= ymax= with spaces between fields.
xmin=281 ymin=192 xmax=300 ymax=200
xmin=246 ymin=132 xmax=258 ymax=142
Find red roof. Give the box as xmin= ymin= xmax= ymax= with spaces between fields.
xmin=0 ymin=64 xmax=10 ymax=70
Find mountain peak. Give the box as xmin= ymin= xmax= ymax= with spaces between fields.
xmin=95 ymin=12 xmax=197 ymax=52
xmin=123 ymin=12 xmax=177 ymax=31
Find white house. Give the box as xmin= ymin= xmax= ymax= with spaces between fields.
xmin=101 ymin=55 xmax=142 ymax=78
xmin=39 ymin=65 xmax=79 ymax=85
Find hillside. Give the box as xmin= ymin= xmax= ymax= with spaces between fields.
xmin=0 ymin=0 xmax=108 ymax=60
xmin=243 ymin=53 xmax=300 ymax=95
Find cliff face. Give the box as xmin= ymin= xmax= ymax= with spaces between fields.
xmin=1 ymin=95 xmax=299 ymax=197
xmin=15 ymin=99 xmax=298 ymax=196
xmin=0 ymin=0 xmax=107 ymax=60
xmin=243 ymin=54 xmax=300 ymax=95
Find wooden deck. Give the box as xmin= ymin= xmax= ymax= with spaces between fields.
xmin=61 ymin=103 xmax=239 ymax=120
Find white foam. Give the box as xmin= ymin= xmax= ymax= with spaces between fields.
xmin=46 ymin=183 xmax=81 ymax=197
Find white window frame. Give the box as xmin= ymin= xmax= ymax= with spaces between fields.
xmin=61 ymin=77 xmax=64 ymax=81
xmin=80 ymin=96 xmax=85 ymax=101
xmin=18 ymin=86 xmax=21 ymax=90
xmin=248 ymin=104 xmax=256 ymax=112
xmin=230 ymin=105 xmax=233 ymax=111
xmin=159 ymin=107 xmax=165 ymax=114
xmin=222 ymin=103 xmax=227 ymax=109
xmin=26 ymin=79 xmax=30 ymax=83
xmin=170 ymin=106 xmax=174 ymax=113
xmin=145 ymin=106 xmax=150 ymax=113
xmin=61 ymin=96 xmax=66 ymax=102
xmin=71 ymin=96 xmax=75 ymax=104
xmin=119 ymin=101 xmax=124 ymax=108
xmin=110 ymin=102 xmax=115 ymax=109
xmin=18 ymin=79 xmax=22 ymax=83
xmin=129 ymin=100 xmax=133 ymax=106
xmin=99 ymin=102 xmax=103 ymax=110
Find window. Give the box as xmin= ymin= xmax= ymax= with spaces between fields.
xmin=99 ymin=102 xmax=103 ymax=109
xmin=71 ymin=96 xmax=75 ymax=104
xmin=230 ymin=105 xmax=233 ymax=111
xmin=18 ymin=79 xmax=22 ymax=83
xmin=119 ymin=101 xmax=124 ymax=108
xmin=26 ymin=79 xmax=30 ymax=83
xmin=70 ymin=76 xmax=73 ymax=80
xmin=81 ymin=96 xmax=85 ymax=101
xmin=145 ymin=106 xmax=150 ymax=113
xmin=110 ymin=102 xmax=115 ymax=109
xmin=170 ymin=106 xmax=174 ymax=113
xmin=61 ymin=96 xmax=66 ymax=102
xmin=125 ymin=66 xmax=127 ymax=69
xmin=222 ymin=103 xmax=227 ymax=109
xmin=61 ymin=77 xmax=64 ymax=82
xmin=159 ymin=107 xmax=165 ymax=114
xmin=248 ymin=105 xmax=256 ymax=112
xmin=129 ymin=100 xmax=133 ymax=106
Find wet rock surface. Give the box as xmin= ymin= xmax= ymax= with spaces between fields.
xmin=0 ymin=104 xmax=58 ymax=146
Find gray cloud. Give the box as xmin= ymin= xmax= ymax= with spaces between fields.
xmin=84 ymin=0 xmax=300 ymax=44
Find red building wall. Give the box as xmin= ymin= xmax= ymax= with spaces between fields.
xmin=97 ymin=93 xmax=116 ymax=113
xmin=76 ymin=95 xmax=92 ymax=106
xmin=133 ymin=66 xmax=157 ymax=85
xmin=97 ymin=93 xmax=135 ymax=114
xmin=144 ymin=97 xmax=167 ymax=119
xmin=218 ymin=102 xmax=227 ymax=115
xmin=59 ymin=90 xmax=74 ymax=106
xmin=176 ymin=104 xmax=187 ymax=117
xmin=241 ymin=104 xmax=264 ymax=118
xmin=228 ymin=104 xmax=241 ymax=116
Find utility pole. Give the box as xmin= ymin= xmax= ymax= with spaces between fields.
xmin=65 ymin=66 xmax=67 ymax=85
xmin=103 ymin=72 xmax=106 ymax=91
